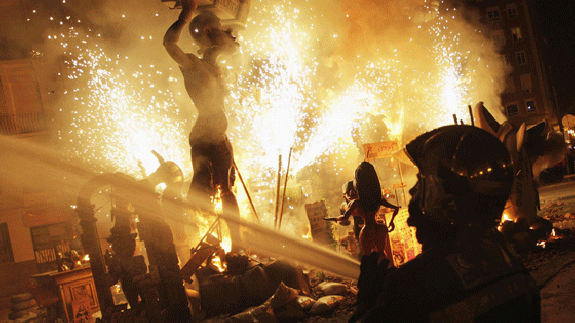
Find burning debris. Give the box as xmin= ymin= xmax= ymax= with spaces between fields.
xmin=498 ymin=198 xmax=575 ymax=258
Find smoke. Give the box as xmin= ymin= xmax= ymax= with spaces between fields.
xmin=0 ymin=135 xmax=359 ymax=278
xmin=4 ymin=0 xmax=512 ymax=269
xmin=532 ymin=132 xmax=569 ymax=178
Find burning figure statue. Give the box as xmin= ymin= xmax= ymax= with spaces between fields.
xmin=333 ymin=162 xmax=399 ymax=263
xmin=164 ymin=0 xmax=242 ymax=251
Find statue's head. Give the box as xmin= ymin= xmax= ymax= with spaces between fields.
xmin=189 ymin=11 xmax=239 ymax=54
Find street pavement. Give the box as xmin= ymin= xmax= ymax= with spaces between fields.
xmin=535 ymin=175 xmax=575 ymax=323
xmin=540 ymin=260 xmax=575 ymax=323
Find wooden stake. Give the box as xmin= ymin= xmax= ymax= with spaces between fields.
xmin=274 ymin=155 xmax=282 ymax=229
xmin=232 ymin=160 xmax=260 ymax=223
xmin=468 ymin=105 xmax=474 ymax=126
xmin=278 ymin=147 xmax=293 ymax=229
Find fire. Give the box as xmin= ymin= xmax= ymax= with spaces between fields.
xmin=212 ymin=187 xmax=223 ymax=215
xmin=194 ymin=213 xmax=233 ymax=254
xmin=30 ymin=0 xmax=505 ymax=242
xmin=210 ymin=255 xmax=227 ymax=272
xmin=210 ymin=187 xmax=232 ymax=253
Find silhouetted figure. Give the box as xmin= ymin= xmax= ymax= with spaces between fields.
xmin=354 ymin=125 xmax=540 ymax=322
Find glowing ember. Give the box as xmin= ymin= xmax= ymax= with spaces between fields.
xmin=210 ymin=255 xmax=227 ymax=272
xmin=501 ymin=213 xmax=513 ymax=224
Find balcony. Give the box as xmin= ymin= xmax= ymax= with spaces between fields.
xmin=0 ymin=112 xmax=48 ymax=135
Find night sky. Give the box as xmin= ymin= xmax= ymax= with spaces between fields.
xmin=534 ymin=0 xmax=575 ymax=113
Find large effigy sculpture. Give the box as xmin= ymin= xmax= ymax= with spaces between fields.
xmin=474 ymin=102 xmax=566 ymax=225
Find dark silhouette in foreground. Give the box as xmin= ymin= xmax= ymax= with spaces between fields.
xmin=353 ymin=125 xmax=541 ymax=322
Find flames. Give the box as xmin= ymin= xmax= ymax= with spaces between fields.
xmin=212 ymin=186 xmax=223 ymax=215
xmin=27 ymin=0 xmax=507 ymax=254
xmin=210 ymin=255 xmax=227 ymax=272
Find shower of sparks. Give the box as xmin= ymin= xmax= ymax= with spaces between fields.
xmin=31 ymin=0 xmax=505 ymax=228
xmin=53 ymin=27 xmax=190 ymax=181
xmin=225 ymin=0 xmax=499 ymax=194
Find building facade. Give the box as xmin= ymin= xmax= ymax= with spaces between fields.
xmin=457 ymin=0 xmax=559 ymax=129
xmin=0 ymin=0 xmax=79 ymax=309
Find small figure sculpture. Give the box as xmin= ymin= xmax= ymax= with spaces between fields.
xmin=334 ymin=162 xmax=399 ymax=262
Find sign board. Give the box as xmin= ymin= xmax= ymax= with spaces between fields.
xmin=386 ymin=209 xmax=422 ymax=267
xmin=363 ymin=141 xmax=400 ymax=161
xmin=304 ymin=200 xmax=331 ymax=245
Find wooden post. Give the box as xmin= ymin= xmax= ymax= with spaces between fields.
xmin=274 ymin=155 xmax=282 ymax=229
xmin=278 ymin=147 xmax=293 ymax=229
xmin=468 ymin=105 xmax=474 ymax=126
xmin=232 ymin=160 xmax=260 ymax=223
xmin=453 ymin=113 xmax=458 ymax=125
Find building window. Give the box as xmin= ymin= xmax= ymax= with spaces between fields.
xmin=487 ymin=7 xmax=501 ymax=21
xmin=526 ymin=100 xmax=536 ymax=113
xmin=511 ymin=27 xmax=523 ymax=42
xmin=520 ymin=73 xmax=533 ymax=93
xmin=507 ymin=104 xmax=519 ymax=116
xmin=507 ymin=6 xmax=518 ymax=18
xmin=516 ymin=51 xmax=527 ymax=65
xmin=0 ymin=223 xmax=14 ymax=263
